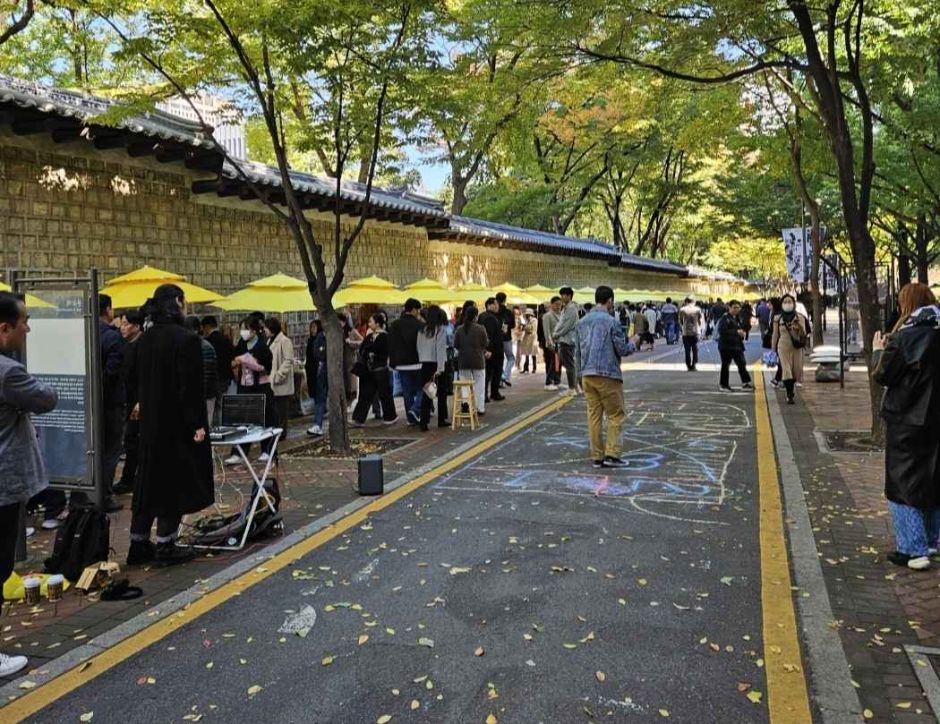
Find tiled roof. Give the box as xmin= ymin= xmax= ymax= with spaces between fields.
xmin=448 ymin=216 xmax=621 ymax=260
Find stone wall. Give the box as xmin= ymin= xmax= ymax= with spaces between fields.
xmin=0 ymin=132 xmax=739 ymax=303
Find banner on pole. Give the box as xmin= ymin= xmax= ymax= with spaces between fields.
xmin=782 ymin=226 xmax=827 ymax=284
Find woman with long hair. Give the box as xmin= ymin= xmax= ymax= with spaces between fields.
xmin=128 ymin=284 xmax=212 ymax=566
xmin=417 ymin=305 xmax=449 ymax=431
xmin=873 ymin=282 xmax=940 ymax=570
xmin=305 ymin=319 xmax=328 ymax=436
xmin=771 ymin=293 xmax=808 ymax=404
xmin=454 ymin=305 xmax=490 ymax=416
xmin=264 ymin=316 xmax=295 ymax=443
xmin=351 ymin=312 xmax=397 ymax=425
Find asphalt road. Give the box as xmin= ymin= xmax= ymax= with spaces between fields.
xmin=26 ymin=338 xmax=774 ymax=723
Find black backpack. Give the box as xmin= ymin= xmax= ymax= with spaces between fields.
xmin=45 ymin=505 xmax=111 ymax=581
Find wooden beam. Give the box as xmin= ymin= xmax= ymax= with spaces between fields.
xmin=126 ymin=141 xmax=158 ymax=157
xmin=191 ymin=179 xmax=221 ymax=195
xmin=11 ymin=115 xmax=50 ymax=135
xmin=184 ymin=149 xmax=223 ymax=173
xmin=154 ymin=144 xmax=186 ymax=163
xmin=91 ymin=129 xmax=130 ymax=150
xmin=49 ymin=121 xmax=84 ymax=144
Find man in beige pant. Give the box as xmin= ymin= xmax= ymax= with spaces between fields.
xmin=574 ymin=286 xmax=639 ymax=469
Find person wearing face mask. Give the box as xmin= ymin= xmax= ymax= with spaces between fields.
xmin=224 ymin=316 xmax=275 ymax=465
xmin=771 ymin=293 xmax=808 ymax=404
xmin=575 ymin=286 xmax=639 ymax=468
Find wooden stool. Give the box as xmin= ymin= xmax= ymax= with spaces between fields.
xmin=451 ymin=379 xmax=479 ymax=430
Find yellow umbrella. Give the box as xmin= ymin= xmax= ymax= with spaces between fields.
xmin=493 ymin=282 xmax=540 ymax=306
xmin=214 ymin=273 xmax=316 ymax=313
xmin=100 ymin=265 xmax=222 ymax=309
xmin=572 ymin=286 xmax=596 ymax=304
xmin=333 ymin=275 xmax=407 ymax=307
xmin=0 ymin=282 xmax=54 ymax=309
xmin=524 ymin=284 xmax=555 ymax=301
xmin=452 ymin=282 xmax=496 ymax=305
xmin=403 ymin=278 xmax=460 ymax=305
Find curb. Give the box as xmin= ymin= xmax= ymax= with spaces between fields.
xmin=0 ymin=394 xmax=565 ymax=708
xmin=764 ymin=372 xmax=863 ymax=723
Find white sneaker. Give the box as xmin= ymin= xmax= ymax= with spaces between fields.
xmin=544 ymin=384 xmax=557 ymax=391
xmin=41 ymin=518 xmax=62 ymax=530
xmin=0 ymin=653 xmax=28 ymax=677
xmin=908 ymin=556 xmax=931 ymax=570
xmin=224 ymin=454 xmax=241 ymax=466
xmin=25 ymin=527 xmax=35 ymax=538
xmin=795 ymin=382 xmax=803 ymax=388
xmin=306 ymin=425 xmax=322 ymax=436
xmin=258 ymin=452 xmax=271 ymax=463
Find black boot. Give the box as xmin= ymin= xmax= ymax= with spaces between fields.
xmin=154 ymin=542 xmax=195 ymax=567
xmin=126 ymin=539 xmax=156 ymax=565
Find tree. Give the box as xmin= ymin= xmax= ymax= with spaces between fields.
xmin=94 ymin=0 xmax=435 ymax=452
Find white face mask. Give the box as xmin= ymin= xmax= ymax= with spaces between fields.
xmin=240 ymin=329 xmax=252 ymax=341
xmin=782 ymin=303 xmax=795 ymax=313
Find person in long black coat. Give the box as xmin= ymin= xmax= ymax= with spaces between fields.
xmin=127 ymin=284 xmax=213 ymax=567
xmin=873 ymin=283 xmax=940 ymax=571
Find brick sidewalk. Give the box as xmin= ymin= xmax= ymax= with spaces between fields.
xmin=788 ymin=356 xmax=940 ymax=721
xmin=2 ymin=365 xmax=571 ymax=676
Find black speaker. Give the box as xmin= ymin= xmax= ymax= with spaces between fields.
xmin=357 ymin=454 xmax=384 ymax=496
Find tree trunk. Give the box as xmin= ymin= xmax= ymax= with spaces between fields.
xmin=451 ymin=174 xmax=468 ymax=215
xmin=898 ymin=254 xmax=912 ymax=288
xmin=320 ymin=305 xmax=350 ymax=453
xmin=809 ymin=210 xmax=824 ymax=347
xmin=915 ymin=215 xmax=930 ymax=283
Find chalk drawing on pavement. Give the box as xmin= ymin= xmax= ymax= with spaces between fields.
xmin=433 ymin=399 xmax=751 ymax=524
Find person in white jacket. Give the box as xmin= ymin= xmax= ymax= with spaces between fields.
xmin=264 ymin=317 xmax=295 ymax=444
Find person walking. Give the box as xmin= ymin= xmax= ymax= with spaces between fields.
xmin=305 ymin=319 xmax=328 ymax=436
xmin=111 ymin=310 xmax=144 ymax=496
xmin=632 ymin=305 xmax=649 ymax=351
xmin=873 ymin=282 xmax=940 ymax=570
xmin=265 ymin=317 xmax=295 ymax=442
xmin=542 ymin=296 xmax=562 ymax=390
xmin=661 ymin=297 xmax=679 ymax=345
xmin=771 ymin=294 xmax=807 ymax=404
xmin=201 ymin=315 xmax=234 ymax=424
xmin=478 ymin=298 xmax=505 ymax=403
xmin=756 ymin=298 xmax=771 ymax=341
xmin=518 ymin=308 xmax=538 ymax=373
xmin=454 ymin=306 xmax=490 ymax=416
xmin=679 ymin=298 xmax=703 ymax=371
xmin=717 ymin=300 xmax=753 ymax=392
xmin=0 ymin=291 xmax=57 ymax=676
xmin=553 ymin=287 xmax=580 ymax=395
xmin=184 ymin=315 xmax=218 ymax=423
xmin=575 ymin=286 xmax=637 ymax=468
xmin=740 ymin=301 xmax=754 ymax=341
xmin=225 ymin=316 xmax=275 ymax=464
xmin=388 ymin=298 xmax=424 ymax=425
xmin=416 ymin=305 xmax=449 ymax=431
xmin=351 ymin=313 xmax=397 ymax=426
xmin=643 ymin=304 xmax=658 ymax=350
xmin=127 ymin=284 xmax=212 ymax=567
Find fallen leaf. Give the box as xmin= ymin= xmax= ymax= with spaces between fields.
xmin=896 ymin=702 xmax=912 ymax=710
xmin=376 ymin=716 xmax=392 ymax=724
xmin=358 ymin=635 xmax=369 ymax=646
xmin=80 ymin=714 xmax=94 ymax=723
xmin=595 ymin=671 xmax=606 ymax=682
xmin=863 ymin=710 xmax=873 ymax=719
xmin=638 ymin=578 xmax=648 ymax=587
xmin=247 ymin=685 xmax=263 ymax=697
xmin=737 ymin=682 xmax=751 ymax=692
xmin=475 ymin=647 xmax=485 ymax=657
xmin=486 ymin=714 xmax=498 ymax=724
xmin=386 ymin=627 xmax=396 ymax=635
xmin=411 ymin=700 xmax=420 ymax=710
xmin=321 ymin=656 xmax=334 ymax=666
xmin=17 ymin=681 xmax=36 ymax=690
xmin=205 ymin=661 xmax=214 ymax=670
xmin=562 ymin=643 xmax=577 ymax=649
xmin=448 ymin=566 xmax=471 ymax=575
xmin=720 ymin=576 xmax=734 ymax=586
xmin=746 ymin=690 xmax=763 ymax=704
xmin=659 ymin=709 xmax=670 ymax=717
xmin=418 ymin=637 xmax=435 ymax=648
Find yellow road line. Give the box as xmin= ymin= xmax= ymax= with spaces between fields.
xmin=6 ymin=396 xmax=571 ymax=721
xmin=754 ymin=368 xmax=813 ymax=723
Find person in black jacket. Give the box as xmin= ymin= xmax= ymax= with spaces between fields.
xmin=201 ymin=315 xmax=234 ymax=424
xmin=112 ymin=309 xmax=144 ymax=495
xmin=128 ymin=284 xmax=212 ymax=566
xmin=305 ymin=319 xmax=328 ymax=436
xmin=225 ymin=316 xmax=275 ymax=464
xmin=388 ymin=298 xmax=424 ymax=425
xmin=478 ymin=297 xmax=505 ymax=402
xmin=352 ymin=313 xmax=397 ymax=425
xmin=496 ymin=292 xmax=515 ymax=387
xmin=873 ymin=283 xmax=940 ymax=570
xmin=716 ymin=300 xmax=752 ymax=392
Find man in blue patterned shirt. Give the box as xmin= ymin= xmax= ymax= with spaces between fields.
xmin=575 ymin=286 xmax=639 ymax=469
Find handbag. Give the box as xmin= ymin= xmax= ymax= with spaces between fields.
xmin=423 ymin=381 xmax=438 ymax=399
xmin=784 ymin=318 xmax=807 ymax=349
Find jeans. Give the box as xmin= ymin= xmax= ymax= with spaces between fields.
xmin=543 ymin=348 xmax=560 ymax=385
xmin=458 ymin=368 xmax=486 ymax=412
xmin=682 ymin=335 xmax=699 ymax=370
xmin=664 ymin=317 xmax=678 ymax=345
xmin=582 ymin=376 xmax=625 ymax=460
xmin=353 ymin=369 xmax=396 ymax=423
xmin=502 ymin=340 xmax=515 ymax=381
xmin=889 ymin=502 xmax=940 ymax=557
xmin=130 ymin=511 xmax=183 ymax=544
xmin=396 ymin=368 xmax=423 ymax=421
xmin=0 ymin=502 xmax=19 ymax=594
xmin=719 ymin=348 xmax=751 ymax=387
xmin=559 ymin=343 xmax=577 ymax=389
